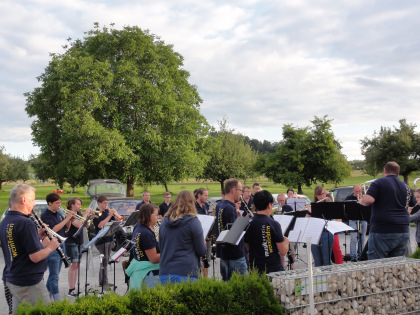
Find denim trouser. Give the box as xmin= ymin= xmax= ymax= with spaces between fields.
xmin=349 ymin=220 xmax=367 ymax=260
xmin=311 ymin=231 xmax=334 ymax=267
xmin=220 ymin=256 xmax=248 ymax=281
xmin=46 ymin=249 xmax=63 ymax=301
xmin=367 ymin=232 xmax=410 ymax=260
xmin=159 ymin=275 xmax=198 ymax=285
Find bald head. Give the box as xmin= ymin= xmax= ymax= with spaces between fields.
xmin=353 ymin=185 xmax=362 ymax=198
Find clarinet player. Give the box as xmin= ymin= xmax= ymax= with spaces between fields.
xmin=0 ymin=184 xmax=60 ymax=313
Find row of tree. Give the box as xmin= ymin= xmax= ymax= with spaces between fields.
xmin=0 ymin=146 xmax=29 ymax=190
xmin=21 ymin=24 xmax=420 ymax=195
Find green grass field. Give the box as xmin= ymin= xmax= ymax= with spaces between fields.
xmin=1 ymin=170 xmax=419 ymax=217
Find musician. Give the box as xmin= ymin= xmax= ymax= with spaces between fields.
xmin=0 ymin=184 xmax=59 ymax=313
xmin=64 ymin=198 xmax=93 ymax=297
xmin=136 ymin=191 xmax=152 ymax=210
xmin=252 ymin=183 xmax=261 ymax=196
xmin=359 ymin=162 xmax=411 ymax=259
xmin=310 ymin=186 xmax=335 ymax=266
xmin=92 ymin=195 xmax=122 ymax=288
xmin=158 ymin=192 xmax=172 ymax=218
xmin=344 ymin=185 xmax=367 ymax=262
xmin=126 ymin=204 xmax=160 ymax=289
xmin=41 ymin=192 xmax=74 ymax=301
xmin=277 ymin=194 xmax=293 ymax=214
xmin=286 ymin=188 xmax=295 ymax=199
xmin=216 ymin=178 xmax=248 ymax=281
xmin=159 ymin=190 xmax=206 ymax=284
xmin=195 ymin=188 xmax=209 ymax=215
xmin=240 ymin=186 xmax=253 ymax=212
xmin=409 ymin=188 xmax=420 ymax=247
xmin=244 ymin=190 xmax=289 ymax=273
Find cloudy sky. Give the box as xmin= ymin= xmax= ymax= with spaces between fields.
xmin=1 ymin=0 xmax=420 ymax=161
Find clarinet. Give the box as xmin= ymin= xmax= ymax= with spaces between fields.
xmin=31 ymin=210 xmax=71 ymax=268
xmin=240 ymin=196 xmax=254 ymax=217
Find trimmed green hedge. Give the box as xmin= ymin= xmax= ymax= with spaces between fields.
xmin=410 ymin=247 xmax=420 ymax=259
xmin=15 ymin=272 xmax=283 ymax=315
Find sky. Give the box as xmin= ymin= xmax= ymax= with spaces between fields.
xmin=1 ymin=0 xmax=420 ymax=161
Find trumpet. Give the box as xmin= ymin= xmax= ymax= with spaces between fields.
xmin=62 ymin=208 xmax=94 ymax=225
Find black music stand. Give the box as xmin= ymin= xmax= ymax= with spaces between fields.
xmin=83 ymin=226 xmax=111 ymax=295
xmin=283 ymin=210 xmax=310 ymax=265
xmin=216 ymin=216 xmax=251 ymax=245
xmin=286 ymin=199 xmax=307 ymax=211
xmin=123 ymin=211 xmax=139 ymax=227
xmin=102 ymin=221 xmax=123 ymax=293
xmin=344 ymin=201 xmax=371 ymax=261
xmin=72 ymin=214 xmax=92 ymax=297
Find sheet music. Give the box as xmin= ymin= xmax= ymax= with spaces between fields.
xmin=83 ymin=226 xmax=110 ymax=249
xmin=197 ymin=214 xmax=215 ymax=240
xmin=287 ymin=217 xmax=326 ymax=245
xmin=325 ymin=221 xmax=354 ymax=235
xmin=273 ymin=215 xmax=294 ymax=232
xmin=216 ymin=230 xmax=228 ymax=243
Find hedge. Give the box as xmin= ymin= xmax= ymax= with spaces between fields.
xmin=15 ymin=271 xmax=283 ymax=315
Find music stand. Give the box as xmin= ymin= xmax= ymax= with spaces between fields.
xmin=286 ymin=199 xmax=307 ymax=211
xmin=82 ymin=226 xmax=109 ymax=295
xmin=216 ymin=216 xmax=251 ymax=245
xmin=72 ymin=214 xmax=91 ymax=297
xmin=123 ymin=211 xmax=139 ymax=227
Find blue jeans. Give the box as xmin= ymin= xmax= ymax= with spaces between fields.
xmin=159 ymin=275 xmax=198 ymax=285
xmin=311 ymin=231 xmax=334 ymax=267
xmin=367 ymin=232 xmax=410 ymax=260
xmin=349 ymin=220 xmax=367 ymax=260
xmin=220 ymin=256 xmax=248 ymax=281
xmin=46 ymin=249 xmax=63 ymax=301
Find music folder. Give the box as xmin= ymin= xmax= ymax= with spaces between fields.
xmin=216 ymin=216 xmax=251 ymax=245
xmin=123 ymin=211 xmax=139 ymax=227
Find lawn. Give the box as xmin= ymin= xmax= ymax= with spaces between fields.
xmin=1 ymin=170 xmax=419 ymax=217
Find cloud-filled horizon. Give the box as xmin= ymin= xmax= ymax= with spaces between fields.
xmin=1 ymin=0 xmax=420 ymax=160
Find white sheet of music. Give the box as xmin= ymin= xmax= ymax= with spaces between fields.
xmin=216 ymin=230 xmax=228 ymax=243
xmin=288 ymin=217 xmax=326 ymax=245
xmin=273 ymin=215 xmax=294 ymax=233
xmin=325 ymin=221 xmax=354 ymax=235
xmin=197 ymin=214 xmax=215 ymax=240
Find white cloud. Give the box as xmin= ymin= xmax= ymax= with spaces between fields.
xmin=1 ymin=0 xmax=420 ymax=161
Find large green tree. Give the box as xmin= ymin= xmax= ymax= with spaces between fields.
xmin=361 ymin=119 xmax=420 ymax=184
xmin=25 ymin=24 xmax=209 ymax=195
xmin=257 ymin=116 xmax=351 ymax=194
xmin=198 ymin=119 xmax=257 ymax=192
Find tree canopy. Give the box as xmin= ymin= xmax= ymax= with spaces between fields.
xmin=256 ymin=116 xmax=351 ymax=194
xmin=361 ymin=119 xmax=420 ymax=184
xmin=198 ymin=119 xmax=257 ymax=192
xmin=25 ymin=24 xmax=209 ymax=194
xmin=0 ymin=146 xmax=29 ymax=190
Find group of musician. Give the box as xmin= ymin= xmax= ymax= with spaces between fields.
xmin=2 ymin=161 xmax=419 ymax=313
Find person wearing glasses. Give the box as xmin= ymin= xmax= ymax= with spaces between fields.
xmin=126 ymin=204 xmax=160 ymax=289
xmin=215 ymin=178 xmax=248 ymax=281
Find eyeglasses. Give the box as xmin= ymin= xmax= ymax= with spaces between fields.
xmin=151 ymin=214 xmax=159 ymax=217
xmin=235 ymin=188 xmax=244 ymax=192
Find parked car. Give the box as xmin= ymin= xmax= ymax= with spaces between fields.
xmin=1 ymin=200 xmax=65 ymax=222
xmin=330 ymin=186 xmax=353 ymax=202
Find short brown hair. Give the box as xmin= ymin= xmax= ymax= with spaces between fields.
xmin=194 ymin=188 xmax=207 ymax=199
xmin=384 ymin=161 xmax=400 ymax=175
xmin=164 ymin=192 xmax=171 ymax=197
xmin=97 ymin=195 xmax=108 ymax=203
xmin=224 ymin=178 xmax=239 ymax=194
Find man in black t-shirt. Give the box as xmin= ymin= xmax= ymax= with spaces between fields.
xmin=159 ymin=192 xmax=172 ymax=218
xmin=0 ymin=184 xmax=60 ymax=313
xmin=245 ymin=190 xmax=289 ymax=273
xmin=195 ymin=188 xmax=209 ymax=215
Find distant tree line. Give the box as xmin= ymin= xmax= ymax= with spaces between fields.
xmin=0 ymin=146 xmax=29 ymax=190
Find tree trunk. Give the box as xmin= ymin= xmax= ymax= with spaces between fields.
xmin=403 ymin=174 xmax=409 ymax=185
xmin=298 ymin=184 xmax=303 ymax=195
xmin=72 ymin=187 xmax=76 ymax=193
xmin=220 ymin=181 xmax=224 ymax=195
xmin=164 ymin=182 xmax=168 ymax=192
xmin=127 ymin=176 xmax=135 ymax=197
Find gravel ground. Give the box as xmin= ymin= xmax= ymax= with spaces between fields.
xmin=0 ymin=227 xmax=418 ymax=315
